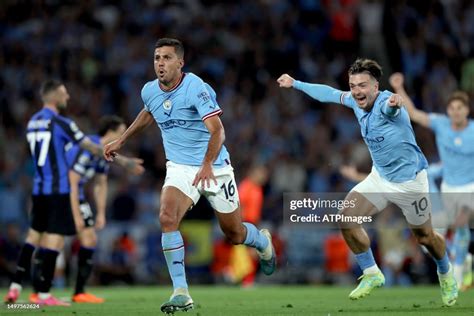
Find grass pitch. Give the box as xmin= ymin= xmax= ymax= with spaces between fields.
xmin=2 ymin=285 xmax=474 ymax=315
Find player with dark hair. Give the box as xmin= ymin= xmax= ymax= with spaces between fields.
xmin=68 ymin=115 xmax=143 ymax=303
xmin=104 ymin=38 xmax=276 ymax=313
xmin=5 ymin=80 xmax=103 ymax=306
xmin=278 ymin=58 xmax=458 ymax=306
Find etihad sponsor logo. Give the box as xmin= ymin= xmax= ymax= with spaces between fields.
xmin=159 ymin=119 xmax=186 ymax=130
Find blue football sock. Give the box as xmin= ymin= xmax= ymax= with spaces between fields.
xmin=453 ymin=226 xmax=470 ymax=266
xmin=242 ymin=222 xmax=268 ymax=252
xmin=434 ymin=251 xmax=450 ymax=274
xmin=162 ymin=231 xmax=187 ymax=290
xmin=354 ymin=249 xmax=377 ymax=272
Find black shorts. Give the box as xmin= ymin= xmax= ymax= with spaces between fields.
xmin=79 ymin=201 xmax=95 ymax=228
xmin=31 ymin=194 xmax=76 ymax=236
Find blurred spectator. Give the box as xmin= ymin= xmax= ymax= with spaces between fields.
xmin=231 ymin=164 xmax=269 ymax=286
xmin=110 ymin=180 xmax=137 ymax=221
xmin=97 ymin=232 xmax=137 ymax=285
xmin=324 ymin=232 xmax=351 ymax=284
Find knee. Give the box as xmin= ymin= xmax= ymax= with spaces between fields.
xmin=80 ymin=232 xmax=97 ymax=248
xmin=223 ymin=226 xmax=245 ymax=245
xmin=159 ymin=204 xmax=179 ymax=230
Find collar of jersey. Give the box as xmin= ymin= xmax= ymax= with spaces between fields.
xmin=158 ymin=72 xmax=186 ymax=93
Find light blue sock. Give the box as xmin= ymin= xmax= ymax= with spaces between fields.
xmin=243 ymin=222 xmax=268 ymax=252
xmin=354 ymin=249 xmax=377 ymax=271
xmin=434 ymin=251 xmax=450 ymax=274
xmin=453 ymin=226 xmax=470 ymax=265
xmin=162 ymin=231 xmax=188 ymax=289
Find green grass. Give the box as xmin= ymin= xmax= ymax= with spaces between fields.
xmin=2 ymin=285 xmax=474 ymax=315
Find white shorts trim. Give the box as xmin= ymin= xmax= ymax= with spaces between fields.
xmin=163 ymin=161 xmax=240 ymax=213
xmin=352 ymin=167 xmax=431 ymax=226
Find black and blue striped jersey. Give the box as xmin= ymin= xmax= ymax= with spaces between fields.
xmin=26 ymin=108 xmax=85 ymax=195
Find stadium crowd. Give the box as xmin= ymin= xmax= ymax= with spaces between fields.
xmin=1 ymin=0 xmax=473 ymax=287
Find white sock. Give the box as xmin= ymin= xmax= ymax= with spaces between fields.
xmin=363 ymin=265 xmax=380 ymax=275
xmin=38 ymin=292 xmax=51 ymax=300
xmin=9 ymin=282 xmax=22 ymax=291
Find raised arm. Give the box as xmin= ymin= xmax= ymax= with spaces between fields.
xmin=277 ymin=74 xmax=345 ymax=104
xmin=104 ymin=109 xmax=154 ymax=161
xmin=389 ymin=73 xmax=430 ymax=128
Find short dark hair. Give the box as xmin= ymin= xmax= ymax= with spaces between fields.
xmin=39 ymin=79 xmax=63 ymax=99
xmin=348 ymin=58 xmax=383 ymax=82
xmin=155 ymin=38 xmax=184 ymax=58
xmin=448 ymin=91 xmax=470 ymax=108
xmin=98 ymin=115 xmax=125 ymax=136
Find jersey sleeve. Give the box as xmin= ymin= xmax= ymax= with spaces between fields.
xmin=188 ymin=78 xmax=222 ymax=121
xmin=141 ymin=82 xmax=152 ymax=112
xmin=95 ymin=159 xmax=110 ymax=175
xmin=56 ymin=117 xmax=85 ymax=144
xmin=379 ymin=91 xmax=401 ymax=117
xmin=428 ymin=113 xmax=446 ymax=133
xmin=69 ymin=148 xmax=90 ymax=176
xmin=293 ymin=80 xmax=355 ymax=109
xmin=65 ymin=143 xmax=81 ymax=168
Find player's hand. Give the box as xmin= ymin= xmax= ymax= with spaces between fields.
xmin=192 ymin=163 xmax=217 ymax=190
xmin=95 ymin=214 xmax=106 ymax=230
xmin=74 ymin=215 xmax=85 ymax=233
xmin=389 ymin=72 xmax=404 ymax=90
xmin=127 ymin=158 xmax=145 ymax=176
xmin=277 ymin=74 xmax=295 ymax=88
xmin=388 ymin=94 xmax=403 ymax=107
xmin=104 ymin=139 xmax=123 ymax=162
xmin=339 ymin=165 xmax=360 ymax=182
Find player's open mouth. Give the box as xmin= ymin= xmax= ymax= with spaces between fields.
xmin=355 ymin=96 xmax=366 ymax=104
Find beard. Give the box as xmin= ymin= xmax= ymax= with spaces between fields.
xmin=57 ymin=103 xmax=67 ymax=115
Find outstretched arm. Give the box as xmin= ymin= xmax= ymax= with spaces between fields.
xmin=79 ymin=138 xmax=103 ymax=157
xmin=277 ymin=74 xmax=345 ymax=104
xmin=104 ymin=109 xmax=154 ymax=161
xmin=114 ymin=155 xmax=145 ymax=175
xmin=389 ymin=73 xmax=430 ymax=128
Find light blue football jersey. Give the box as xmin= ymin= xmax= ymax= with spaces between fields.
xmin=293 ymin=81 xmax=428 ymax=182
xmin=429 ymin=114 xmax=474 ymax=185
xmin=141 ymin=72 xmax=230 ymax=167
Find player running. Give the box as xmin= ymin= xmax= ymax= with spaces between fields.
xmin=104 ymin=38 xmax=276 ymax=314
xmin=278 ymin=58 xmax=458 ymax=306
xmin=389 ymin=72 xmax=474 ymax=290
